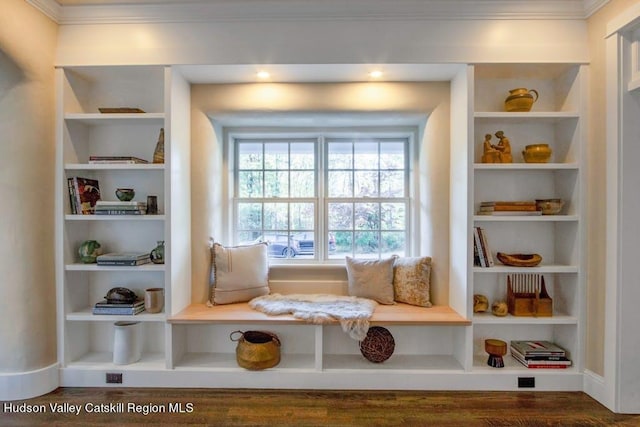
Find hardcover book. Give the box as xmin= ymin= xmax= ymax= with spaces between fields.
xmin=510 ymin=347 xmax=571 ymax=364
xmin=94 ymin=298 xmax=144 ymax=308
xmin=510 ymin=340 xmax=566 ymax=356
xmin=96 ymin=201 xmax=147 ymax=207
xmin=92 ymin=305 xmax=145 ymax=315
xmin=97 ymin=252 xmax=150 ymax=261
xmin=89 ymin=156 xmax=148 ymax=164
xmin=94 ymin=209 xmax=146 ymax=215
xmin=96 ymin=258 xmax=151 ymax=266
xmin=97 ymin=252 xmax=151 ymax=266
xmin=69 ymin=177 xmax=101 ymax=214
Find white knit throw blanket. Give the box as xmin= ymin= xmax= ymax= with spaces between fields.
xmin=249 ymin=293 xmax=377 ymax=340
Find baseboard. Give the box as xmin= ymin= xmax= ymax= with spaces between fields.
xmin=0 ymin=363 xmax=59 ymax=401
xmin=583 ymin=369 xmax=612 ymax=410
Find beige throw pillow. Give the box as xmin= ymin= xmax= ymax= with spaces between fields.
xmin=393 ymin=256 xmax=433 ymax=307
xmin=210 ymin=241 xmax=270 ymax=305
xmin=345 ymin=256 xmax=395 ymax=305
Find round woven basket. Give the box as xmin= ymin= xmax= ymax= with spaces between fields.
xmin=359 ymin=326 xmax=395 ymax=363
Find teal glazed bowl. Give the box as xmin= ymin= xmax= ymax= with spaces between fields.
xmin=115 ymin=188 xmax=135 ymax=202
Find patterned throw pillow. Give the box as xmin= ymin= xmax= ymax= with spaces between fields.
xmin=345 ymin=256 xmax=396 ymax=305
xmin=392 ymin=256 xmax=433 ymax=307
xmin=209 ymin=240 xmax=270 ymax=305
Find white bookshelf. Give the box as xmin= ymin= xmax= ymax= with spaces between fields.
xmin=55 ymin=65 xmax=192 ymax=376
xmin=469 ymin=63 xmax=587 ymax=376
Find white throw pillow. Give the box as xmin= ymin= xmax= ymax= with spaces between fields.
xmin=345 ymin=256 xmax=395 ymax=305
xmin=209 ymin=240 xmax=270 ymax=305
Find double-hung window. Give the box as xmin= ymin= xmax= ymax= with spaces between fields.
xmin=233 ymin=133 xmax=411 ymax=261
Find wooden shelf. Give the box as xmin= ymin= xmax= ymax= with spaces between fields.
xmin=174 ymin=352 xmax=315 ymax=371
xmin=472 ymin=354 xmax=577 ymax=373
xmin=65 ymin=214 xmax=165 ymax=221
xmin=169 ymin=302 xmax=470 ymax=326
xmin=65 ymin=263 xmax=165 ymax=272
xmin=64 ymin=351 xmax=166 ymax=370
xmin=65 ymin=163 xmax=165 ymax=170
xmin=473 ymin=215 xmax=579 ymax=222
xmin=474 ymin=163 xmax=579 ymax=170
xmin=474 ymin=111 xmax=579 ymax=121
xmin=64 ymin=112 xmax=165 ymax=125
xmin=323 ymin=354 xmax=464 ymax=371
xmin=473 ymin=312 xmax=578 ymax=325
xmin=473 ymin=265 xmax=578 ymax=273
xmin=66 ymin=308 xmax=166 ymax=322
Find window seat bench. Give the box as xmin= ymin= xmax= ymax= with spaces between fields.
xmin=168 ymin=302 xmax=470 ymax=326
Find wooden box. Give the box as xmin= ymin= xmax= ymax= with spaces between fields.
xmin=507 ymin=274 xmax=552 ymax=317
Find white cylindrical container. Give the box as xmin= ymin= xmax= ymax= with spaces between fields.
xmin=113 ymin=321 xmax=143 ymax=365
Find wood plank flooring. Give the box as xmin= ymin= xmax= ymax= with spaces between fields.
xmin=2 ymin=388 xmax=639 ymax=426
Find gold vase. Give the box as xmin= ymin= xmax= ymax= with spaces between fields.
xmin=153 ymin=128 xmax=165 ymax=164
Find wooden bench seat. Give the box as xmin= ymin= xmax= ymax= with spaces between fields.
xmin=169 ymin=302 xmax=470 ymax=326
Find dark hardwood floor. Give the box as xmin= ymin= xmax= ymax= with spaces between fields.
xmin=2 ymin=388 xmax=639 ymax=426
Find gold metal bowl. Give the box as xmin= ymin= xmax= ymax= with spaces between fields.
xmin=536 ymin=198 xmax=564 ymax=215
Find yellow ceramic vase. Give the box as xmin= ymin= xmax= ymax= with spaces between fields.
xmin=505 ymin=88 xmax=539 ymax=112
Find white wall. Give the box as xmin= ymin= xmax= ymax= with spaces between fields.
xmin=586 ymin=0 xmax=640 ymax=378
xmin=55 ymin=20 xmax=588 ymax=66
xmin=0 ymin=0 xmax=57 ymax=375
xmin=41 ymin=0 xmax=640 ymax=385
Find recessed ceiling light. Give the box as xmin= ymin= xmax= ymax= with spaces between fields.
xmin=369 ymin=70 xmax=384 ymax=79
xmin=257 ymin=71 xmax=270 ymax=79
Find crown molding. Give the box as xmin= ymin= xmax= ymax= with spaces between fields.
xmin=583 ymin=0 xmax=610 ymax=18
xmin=27 ymin=0 xmax=611 ymax=25
xmin=26 ymin=0 xmax=61 ymax=22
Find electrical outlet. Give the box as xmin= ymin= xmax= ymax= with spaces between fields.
xmin=518 ymin=377 xmax=535 ymax=388
xmin=106 ymin=373 xmax=122 ymax=384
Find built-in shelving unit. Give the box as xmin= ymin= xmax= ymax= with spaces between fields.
xmin=55 ymin=63 xmax=586 ymax=391
xmin=55 ymin=65 xmax=192 ymax=384
xmin=469 ymin=63 xmax=587 ymax=379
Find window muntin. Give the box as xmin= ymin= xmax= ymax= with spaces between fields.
xmin=326 ymin=139 xmax=408 ymax=259
xmin=235 ymin=139 xmax=317 ymax=259
xmin=233 ymin=135 xmax=410 ymax=261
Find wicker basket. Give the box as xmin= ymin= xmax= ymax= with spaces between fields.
xmin=230 ymin=330 xmax=281 ymax=370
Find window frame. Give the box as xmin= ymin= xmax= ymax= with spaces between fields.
xmin=225 ymin=128 xmax=418 ymax=264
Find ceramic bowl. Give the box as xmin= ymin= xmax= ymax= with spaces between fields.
xmin=522 ymin=143 xmax=552 ymax=163
xmin=115 ymin=188 xmax=135 ymax=202
xmin=536 ymin=198 xmax=564 ymax=215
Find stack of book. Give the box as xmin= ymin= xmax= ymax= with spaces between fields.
xmin=478 ymin=201 xmax=541 ymax=216
xmin=89 ymin=156 xmax=149 ymax=164
xmin=67 ymin=177 xmax=101 ymax=214
xmin=473 ymin=226 xmax=494 ymax=267
xmin=94 ymin=200 xmax=147 ymax=215
xmin=96 ymin=252 xmax=151 ymax=266
xmin=92 ymin=298 xmax=145 ymax=315
xmin=510 ymin=340 xmax=572 ymax=369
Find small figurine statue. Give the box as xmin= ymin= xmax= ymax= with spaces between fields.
xmin=494 ymin=130 xmax=513 ymax=163
xmin=481 ymin=134 xmax=501 ymax=163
